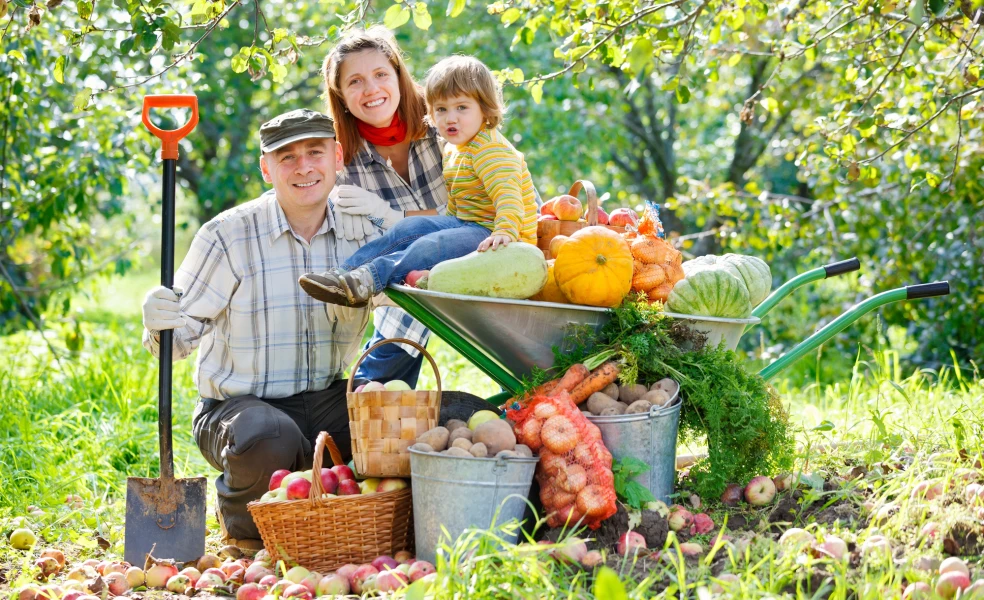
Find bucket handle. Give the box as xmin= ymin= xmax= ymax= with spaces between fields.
xmin=346 ymin=337 xmax=443 ymax=404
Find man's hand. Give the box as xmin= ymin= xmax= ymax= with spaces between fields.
xmin=333 ymin=207 xmax=377 ymax=241
xmin=325 ymin=303 xmax=367 ymax=324
xmin=142 ymin=286 xmax=185 ymax=332
xmin=477 ymin=235 xmax=512 ymax=252
xmin=333 ymin=185 xmax=402 ymax=230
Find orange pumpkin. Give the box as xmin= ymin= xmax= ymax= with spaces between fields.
xmin=554 ymin=226 xmax=633 ymax=307
xmin=530 ymin=260 xmax=569 ymax=304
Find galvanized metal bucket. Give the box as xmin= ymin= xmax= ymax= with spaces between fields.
xmin=586 ymin=391 xmax=682 ymax=502
xmin=409 ymin=449 xmax=538 ymax=564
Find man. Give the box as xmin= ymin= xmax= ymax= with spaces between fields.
xmin=140 ymin=109 xmax=373 ymax=550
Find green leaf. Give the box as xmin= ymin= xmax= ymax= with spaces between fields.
xmin=509 ymin=68 xmax=523 ymax=84
xmin=501 ymin=7 xmax=520 ymax=25
xmin=272 ymin=28 xmax=288 ymax=43
xmin=73 ymin=87 xmax=92 ymax=111
xmin=928 ymin=0 xmax=946 ymax=16
xmin=76 ymin=0 xmax=92 ymax=19
xmin=270 ymin=62 xmax=287 ymax=83
xmin=529 ymin=80 xmax=543 ymax=104
xmin=412 ymin=3 xmax=431 ymax=29
xmin=761 ymin=97 xmax=778 ymax=112
xmin=446 ymin=0 xmax=464 ymax=17
xmin=728 ymin=53 xmax=742 ymax=67
xmin=54 ymin=55 xmax=66 ymax=83
xmin=627 ymin=37 xmax=653 ymax=75
xmin=845 ymin=66 xmax=858 ymax=82
xmin=120 ymin=34 xmax=136 ymax=54
xmin=925 ymin=171 xmax=942 ymax=187
xmin=231 ymin=47 xmax=251 ymax=73
xmin=593 ymin=567 xmax=628 ymax=600
xmin=8 ymin=49 xmax=26 ymax=63
xmin=383 ymin=3 xmax=410 ymax=29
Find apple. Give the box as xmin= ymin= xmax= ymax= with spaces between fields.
xmin=813 ymin=535 xmax=848 ymax=560
xmin=268 ymin=580 xmax=292 ymax=596
xmin=360 ymin=478 xmax=381 ymax=494
xmin=124 ymin=567 xmax=144 ymax=588
xmin=721 ymin=483 xmax=743 ymax=506
xmin=394 ymin=550 xmax=414 ymax=563
xmin=282 ymin=583 xmax=312 ymax=600
xmin=540 ymin=198 xmax=557 ymax=217
xmin=197 ymin=554 xmax=222 ymax=572
xmin=286 ymin=477 xmax=311 ymax=500
xmin=679 ymin=542 xmax=703 ymax=557
xmin=317 ymin=574 xmax=349 ymax=596
xmin=318 ymin=468 xmax=338 ymax=495
xmin=964 ymin=580 xmax=984 ymax=599
xmin=285 ymin=566 xmax=311 ymax=585
xmin=920 ymin=522 xmax=940 ymax=540
xmin=778 ymin=528 xmax=814 ymax=550
xmin=538 ymin=214 xmax=558 ymax=221
xmin=179 ymin=567 xmax=201 ymax=584
xmin=38 ymin=549 xmax=65 ymax=569
xmin=711 ymin=573 xmax=740 ymax=593
xmin=145 ymin=563 xmax=178 ymax=588
xmin=202 ymin=568 xmax=226 ymax=582
xmin=62 ymin=592 xmax=85 ymax=600
xmin=258 ymin=574 xmax=278 ymax=588
xmin=910 ymin=480 xmax=942 ymax=500
xmin=354 ymin=384 xmax=367 ymax=392
xmin=384 ymin=379 xmax=412 ymax=391
xmin=937 ymin=572 xmax=971 ymax=599
xmin=362 ymin=381 xmax=387 ymax=392
xmin=34 ymin=557 xmax=61 ymax=579
xmin=744 ymin=476 xmax=777 ymax=505
xmin=377 ymin=478 xmax=409 ymax=493
xmin=299 ymin=573 xmax=320 ymax=595
xmin=964 ymin=483 xmax=983 ymax=502
xmin=551 ymin=195 xmax=582 ymax=221
xmin=467 ymin=410 xmax=501 ymax=430
xmin=773 ymin=473 xmax=794 ymax=491
xmin=243 ymin=563 xmax=273 ymax=584
xmin=690 ymin=513 xmax=714 ymax=535
xmin=939 ymin=557 xmax=969 ymax=577
xmin=405 ymin=270 xmax=430 ymax=288
xmin=10 ymin=528 xmax=37 ymax=550
xmin=594 ymin=207 xmax=609 ymax=225
xmin=103 ymin=573 xmax=130 ymax=597
xmin=617 ymin=531 xmax=646 ymax=556
xmin=860 ymin=535 xmax=892 ymax=559
xmin=407 ymin=561 xmax=435 ymax=582
xmin=166 ymin=574 xmax=193 ymax=594
xmin=902 ymin=582 xmax=932 ymax=600
xmin=350 ymin=565 xmax=379 ymax=594
xmin=196 ymin=572 xmax=226 ymax=591
xmin=667 ymin=506 xmax=693 ymax=531
xmin=16 ymin=586 xmax=39 ymax=600
xmin=268 ymin=469 xmax=291 ymax=491
xmin=552 ymin=537 xmax=588 ymax=563
xmin=372 ymin=556 xmax=399 ymax=572
xmin=376 ymin=569 xmax=409 ymax=592
xmin=236 ymin=583 xmax=266 ymax=600
xmin=338 ymin=479 xmax=361 ymax=495
xmin=336 ymin=564 xmax=358 ymax=583
xmin=580 ymin=551 xmax=604 ymax=568
xmin=332 ymin=464 xmax=356 ymax=482
xmin=608 ymin=208 xmax=638 ymax=228
xmin=221 ymin=565 xmax=245 ymax=585
xmin=280 ymin=471 xmax=305 ymax=489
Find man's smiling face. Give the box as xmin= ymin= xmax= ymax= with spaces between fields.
xmin=260 ymin=137 xmax=342 ymax=213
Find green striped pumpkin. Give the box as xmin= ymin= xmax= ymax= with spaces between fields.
xmin=721 ymin=254 xmax=772 ymax=306
xmin=666 ymin=268 xmax=752 ymax=318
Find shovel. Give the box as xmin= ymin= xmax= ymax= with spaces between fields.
xmin=124 ymin=95 xmax=207 ymax=566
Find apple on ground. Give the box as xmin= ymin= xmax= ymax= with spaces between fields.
xmin=317 ymin=574 xmax=349 ymax=596
xmin=282 ymin=583 xmax=312 ymax=600
xmin=679 ymin=542 xmax=702 ymax=557
xmin=552 ymin=537 xmax=588 ymax=563
xmin=860 ymin=535 xmax=892 ymax=559
xmin=812 ymin=535 xmax=848 ymax=560
xmin=720 ymin=483 xmax=743 ymax=506
xmin=939 ymin=557 xmax=969 ymax=576
xmin=258 ymin=574 xmax=279 ymax=588
xmin=350 ymin=565 xmax=379 ymax=594
xmin=371 ymin=556 xmax=399 ymax=572
xmin=667 ymin=506 xmax=693 ymax=532
xmin=937 ymin=572 xmax=971 ymax=599
xmin=196 ymin=572 xmax=226 ymax=590
xmin=778 ymin=528 xmax=813 ymax=550
xmin=690 ymin=513 xmax=714 ymax=535
xmin=407 ymin=561 xmax=435 ymax=582
xmin=902 ymin=582 xmax=932 ymax=600
xmin=580 ymin=551 xmax=604 ymax=568
xmin=744 ymin=476 xmax=777 ymax=505
xmin=617 ymin=531 xmax=646 ymax=556
xmin=375 ymin=569 xmax=409 ymax=593
xmin=236 ymin=583 xmax=266 ymax=600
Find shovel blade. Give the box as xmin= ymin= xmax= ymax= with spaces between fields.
xmin=124 ymin=475 xmax=207 ymax=566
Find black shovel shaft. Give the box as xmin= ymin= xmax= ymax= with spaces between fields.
xmin=158 ymin=158 xmax=176 ymax=481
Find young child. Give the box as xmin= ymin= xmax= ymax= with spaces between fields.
xmin=299 ymin=55 xmax=539 ymax=307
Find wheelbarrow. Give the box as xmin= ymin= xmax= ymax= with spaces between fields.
xmin=384 ymin=257 xmax=950 ymax=401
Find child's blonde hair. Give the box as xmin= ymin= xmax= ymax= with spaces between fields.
xmin=425 ymin=55 xmax=504 ymax=129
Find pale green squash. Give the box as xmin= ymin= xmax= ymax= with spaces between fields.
xmin=427 ymin=242 xmax=548 ymax=299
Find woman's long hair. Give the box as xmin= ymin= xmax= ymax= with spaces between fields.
xmin=322 ymin=26 xmax=429 ymax=165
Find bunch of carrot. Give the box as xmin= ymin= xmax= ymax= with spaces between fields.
xmin=517 ymin=361 xmax=621 ymax=406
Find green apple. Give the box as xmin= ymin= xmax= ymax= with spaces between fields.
xmin=9 ymin=527 xmax=37 ymax=550
xmin=383 ymin=379 xmax=411 ymax=391
xmin=360 ymin=478 xmax=381 ymax=494
xmin=363 ymin=381 xmax=387 ymax=392
xmin=468 ymin=410 xmax=501 ymax=430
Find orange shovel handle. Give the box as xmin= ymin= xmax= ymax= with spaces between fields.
xmin=142 ymin=95 xmax=199 ymax=160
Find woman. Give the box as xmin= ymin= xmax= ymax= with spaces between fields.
xmin=312 ymin=26 xmax=447 ymax=388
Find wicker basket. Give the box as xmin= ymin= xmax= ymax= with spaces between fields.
xmin=247 ymin=431 xmax=413 ymax=571
xmin=347 ymin=338 xmax=442 ymax=478
xmin=537 ymin=180 xmax=627 ymax=259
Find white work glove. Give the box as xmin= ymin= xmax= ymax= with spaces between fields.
xmin=333 ymin=185 xmax=403 ymax=230
xmin=325 ymin=303 xmax=367 ymax=325
xmin=142 ymin=285 xmax=185 ymax=332
xmin=334 ymin=209 xmax=377 ymax=241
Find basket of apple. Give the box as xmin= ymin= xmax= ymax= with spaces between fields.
xmin=347 ymin=337 xmax=442 ymax=478
xmin=247 ymin=431 xmax=414 ymax=573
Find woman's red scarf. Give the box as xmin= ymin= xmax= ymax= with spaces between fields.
xmin=357 ymin=113 xmax=408 ymax=146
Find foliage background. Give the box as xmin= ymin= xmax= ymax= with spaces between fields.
xmin=1 ymin=0 xmax=981 ymax=381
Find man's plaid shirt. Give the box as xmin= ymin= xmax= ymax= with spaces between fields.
xmin=336 ymin=126 xmax=449 ymax=357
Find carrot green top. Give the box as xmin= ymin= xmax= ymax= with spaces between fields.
xmin=442 ymin=127 xmax=538 ymax=244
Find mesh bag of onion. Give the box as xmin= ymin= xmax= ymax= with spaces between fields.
xmin=507 ymin=391 xmax=617 ymax=529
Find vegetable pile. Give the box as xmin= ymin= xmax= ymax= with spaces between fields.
xmin=667 ymin=253 xmax=772 ymax=318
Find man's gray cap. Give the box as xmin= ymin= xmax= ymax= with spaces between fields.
xmin=259 ymin=109 xmax=335 ymax=153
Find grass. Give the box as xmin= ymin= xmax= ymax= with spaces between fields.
xmin=1 ymin=269 xmax=982 ymax=598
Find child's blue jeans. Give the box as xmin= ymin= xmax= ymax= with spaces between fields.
xmin=341 ymin=216 xmax=491 ymax=291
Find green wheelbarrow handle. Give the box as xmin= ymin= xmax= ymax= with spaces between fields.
xmin=750 ymin=257 xmax=861 ymax=322
xmin=758 ymin=281 xmax=950 ymax=381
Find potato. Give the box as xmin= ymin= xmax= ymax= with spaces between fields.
xmin=652 ymin=378 xmax=678 ymax=395
xmin=445 ymin=447 xmax=472 ymax=458
xmin=495 ymin=450 xmax=519 ymax=459
xmin=515 ymin=444 xmax=533 ymax=458
xmin=601 ymin=382 xmax=619 ymax=400
xmin=641 ymin=389 xmax=672 ymax=407
xmin=449 ymin=427 xmax=473 ymax=444
xmin=581 ymin=410 xmax=593 ymax=417
xmin=599 ymin=407 xmax=622 ymax=416
xmin=618 ymin=383 xmax=649 ymax=404
xmin=473 ymin=419 xmax=516 ymax=454
xmin=410 ymin=443 xmax=434 ymax=453
xmin=451 ymin=438 xmax=473 ymax=451
xmin=617 ymin=402 xmax=631 ymax=412
xmin=625 ymin=400 xmax=653 ymax=414
xmin=445 ymin=419 xmax=468 ymax=433
xmin=469 ymin=442 xmax=488 ymax=458
xmin=416 ymin=427 xmax=450 ymax=451
xmin=586 ymin=392 xmax=620 ymax=415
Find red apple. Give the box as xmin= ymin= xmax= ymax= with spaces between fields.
xmin=552 ymin=537 xmax=587 ymax=563
xmin=331 ymin=465 xmax=356 ymax=482
xmin=319 ymin=468 xmax=339 ymax=495
xmin=34 ymin=557 xmax=61 ymax=580
xmin=299 ymin=573 xmax=320 ymax=595
xmin=551 ymin=195 xmax=583 ymax=221
xmin=690 ymin=513 xmax=714 ymax=535
xmin=594 ymin=207 xmax=609 ymax=225
xmin=269 ymin=469 xmax=291 ymax=491
xmin=679 ymin=542 xmax=703 ymax=557
xmin=608 ymin=208 xmax=638 ymax=228
xmin=145 ymin=564 xmax=178 ymax=589
xmin=196 ymin=572 xmax=226 ymax=591
xmin=244 ymin=563 xmax=273 ymax=584
xmin=540 ymin=198 xmax=557 ymax=216
xmin=902 ymin=582 xmax=932 ymax=600
xmin=258 ymin=574 xmax=278 ymax=588
xmin=744 ymin=476 xmax=777 ymax=505
xmin=407 ymin=561 xmax=435 ymax=582
xmin=773 ymin=473 xmax=793 ymax=491
xmin=201 ymin=568 xmax=226 ymax=582
xmin=937 ymin=572 xmax=971 ymax=599
xmin=317 ymin=574 xmax=349 ymax=596
xmin=237 ymin=583 xmax=266 ymax=600
xmin=282 ymin=583 xmax=312 ymax=600
xmin=268 ymin=580 xmax=291 ymax=596
xmin=721 ymin=483 xmax=743 ymax=506
xmin=394 ymin=550 xmax=414 ymax=563
xmin=375 ymin=569 xmax=408 ymax=593
xmin=405 ymin=270 xmax=430 ymax=288
xmin=813 ymin=535 xmax=848 ymax=560
xmin=538 ymin=214 xmax=558 ymax=221
xmin=371 ymin=556 xmax=399 ymax=572
xmin=38 ymin=549 xmax=65 ymax=569
xmin=939 ymin=557 xmax=970 ymax=576
xmin=350 ymin=565 xmax=379 ymax=594
xmin=337 ymin=479 xmax=361 ymax=495
xmin=617 ymin=531 xmax=646 ymax=556
xmin=667 ymin=506 xmax=693 ymax=531
xmin=286 ymin=477 xmax=312 ymax=500
xmin=179 ymin=567 xmax=201 ymax=585
xmin=335 ymin=565 xmax=358 ymax=582
xmin=580 ymin=551 xmax=604 ymax=568
xmin=103 ymin=573 xmax=130 ymax=597
xmin=354 ymin=384 xmax=367 ymax=392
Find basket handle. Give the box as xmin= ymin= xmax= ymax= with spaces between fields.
xmin=345 ymin=337 xmax=443 ymax=403
xmin=309 ymin=431 xmax=346 ymax=504
xmin=567 ymin=180 xmax=599 ymax=226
